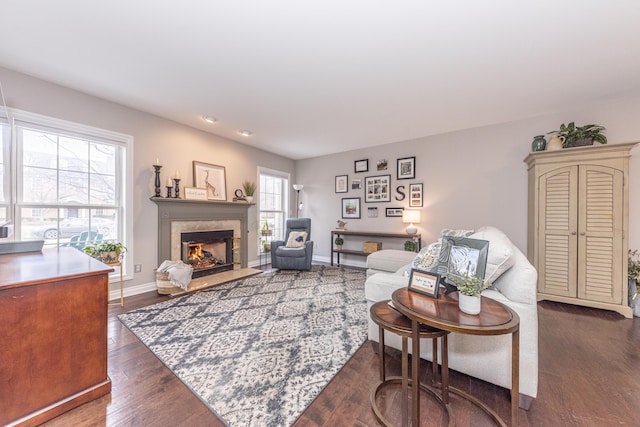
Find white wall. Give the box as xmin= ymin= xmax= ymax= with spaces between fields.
xmin=0 ymin=66 xmax=296 ymax=291
xmin=297 ymin=93 xmax=640 ymax=267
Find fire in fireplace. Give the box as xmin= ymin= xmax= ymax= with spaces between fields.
xmin=180 ymin=229 xmax=234 ymax=278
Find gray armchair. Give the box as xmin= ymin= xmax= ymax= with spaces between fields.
xmin=271 ymin=218 xmax=313 ymax=271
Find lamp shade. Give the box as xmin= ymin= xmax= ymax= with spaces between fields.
xmin=293 ymin=184 xmax=304 ymax=191
xmin=402 ymin=210 xmax=421 ymax=224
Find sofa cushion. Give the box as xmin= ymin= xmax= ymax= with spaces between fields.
xmin=366 ymin=249 xmax=416 ymax=274
xmin=469 ymin=226 xmax=516 ymax=283
xmin=286 ymin=231 xmax=307 ymax=248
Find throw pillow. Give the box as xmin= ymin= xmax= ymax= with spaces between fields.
xmin=286 ymin=231 xmax=308 ymax=248
xmin=406 ymin=229 xmax=476 ymax=276
xmin=469 ymin=226 xmax=516 ymax=283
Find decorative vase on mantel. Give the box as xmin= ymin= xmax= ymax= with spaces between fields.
xmin=458 ymin=293 xmax=481 ymax=315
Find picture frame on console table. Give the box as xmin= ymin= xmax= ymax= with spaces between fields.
xmin=408 ymin=268 xmax=440 ymax=298
xmin=193 ymin=161 xmax=227 ymax=201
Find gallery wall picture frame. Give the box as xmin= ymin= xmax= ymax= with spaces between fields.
xmin=354 ymin=159 xmax=369 ymax=173
xmin=385 ymin=207 xmax=404 ymax=217
xmin=397 ymin=156 xmax=416 ymax=180
xmin=408 ymin=268 xmax=441 ymax=298
xmin=335 ymin=175 xmax=348 ymax=193
xmin=193 ymin=161 xmax=227 ymax=201
xmin=341 ymin=197 xmax=361 ymax=219
xmin=367 ymin=207 xmax=378 ymax=218
xmin=377 ymin=159 xmax=388 ymax=171
xmin=409 ymin=182 xmax=423 ymax=207
xmin=352 ymin=179 xmax=362 ymax=190
xmin=365 ymin=174 xmax=391 ymax=203
xmin=436 ymin=236 xmax=489 ymax=285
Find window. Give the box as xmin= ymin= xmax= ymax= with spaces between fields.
xmin=258 ymin=168 xmax=289 ymax=253
xmin=1 ymin=109 xmax=132 ymax=274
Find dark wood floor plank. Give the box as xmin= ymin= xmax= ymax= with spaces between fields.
xmin=38 ymin=285 xmax=640 ymax=427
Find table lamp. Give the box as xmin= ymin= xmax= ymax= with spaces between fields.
xmin=402 ymin=210 xmax=421 ymax=235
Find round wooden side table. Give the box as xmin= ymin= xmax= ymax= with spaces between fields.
xmin=369 ymin=300 xmax=452 ymax=427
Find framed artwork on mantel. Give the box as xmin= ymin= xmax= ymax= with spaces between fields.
xmin=193 ymin=161 xmax=227 ymax=201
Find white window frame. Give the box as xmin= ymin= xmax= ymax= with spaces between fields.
xmin=258 ymin=167 xmax=290 ymax=250
xmin=1 ymin=108 xmax=134 ymax=280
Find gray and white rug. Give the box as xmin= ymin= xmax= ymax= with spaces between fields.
xmin=118 ymin=265 xmax=368 ymax=426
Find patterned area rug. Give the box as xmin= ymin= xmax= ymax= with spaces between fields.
xmin=118 ymin=265 xmax=367 ymax=426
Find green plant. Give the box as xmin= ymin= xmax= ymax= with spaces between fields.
xmin=404 ymin=240 xmax=416 ymax=252
xmin=447 ymin=273 xmax=491 ymax=297
xmin=629 ymin=249 xmax=640 ymax=282
xmin=82 ymin=241 xmax=127 ymax=263
xmin=547 ymin=122 xmax=607 ymax=148
xmin=334 ymin=236 xmax=344 ymax=246
xmin=242 ymin=180 xmax=256 ymax=197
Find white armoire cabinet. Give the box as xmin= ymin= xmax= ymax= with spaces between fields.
xmin=525 ymin=142 xmax=637 ymax=318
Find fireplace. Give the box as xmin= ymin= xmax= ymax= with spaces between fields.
xmin=181 ymin=229 xmax=234 ymax=278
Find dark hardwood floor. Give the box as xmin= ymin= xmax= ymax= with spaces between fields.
xmin=41 ymin=276 xmax=640 ymax=426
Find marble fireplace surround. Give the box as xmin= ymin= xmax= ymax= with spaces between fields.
xmin=152 ymin=198 xmax=253 ymax=269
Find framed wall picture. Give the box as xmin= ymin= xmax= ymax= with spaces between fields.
xmin=193 ymin=161 xmax=227 ymax=201
xmin=437 ymin=236 xmax=489 ymax=285
xmin=408 ymin=268 xmax=441 ymax=298
xmin=385 ymin=207 xmax=404 ymax=217
xmin=341 ymin=197 xmax=361 ymax=219
xmin=409 ymin=183 xmax=423 ymax=207
xmin=354 ymin=159 xmax=369 ymax=173
xmin=335 ymin=175 xmax=348 ymax=193
xmin=397 ymin=156 xmax=416 ymax=180
xmin=352 ymin=179 xmax=362 ymax=190
xmin=377 ymin=159 xmax=388 ymax=170
xmin=365 ymin=174 xmax=391 ymax=203
xmin=367 ymin=207 xmax=378 ymax=218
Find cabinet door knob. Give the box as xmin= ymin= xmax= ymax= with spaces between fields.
xmin=580 ymin=232 xmax=586 ymax=236
xmin=571 ymin=231 xmax=577 ymax=235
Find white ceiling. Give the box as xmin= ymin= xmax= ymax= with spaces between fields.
xmin=1 ymin=1 xmax=639 ymax=160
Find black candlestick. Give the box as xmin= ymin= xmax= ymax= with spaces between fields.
xmin=166 ymin=186 xmax=173 ymax=198
xmin=173 ymin=178 xmax=181 ymax=199
xmin=153 ymin=165 xmax=162 ymax=197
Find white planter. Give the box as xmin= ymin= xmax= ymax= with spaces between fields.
xmin=459 ymin=293 xmax=481 ymax=315
xmin=246 ymin=196 xmax=254 ymax=203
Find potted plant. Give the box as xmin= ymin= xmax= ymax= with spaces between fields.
xmin=547 ymin=122 xmax=607 ymax=148
xmin=261 ymin=220 xmax=272 ymax=236
xmin=334 ymin=236 xmax=344 ymax=250
xmin=262 ymin=239 xmax=271 ymax=253
xmin=404 ymin=240 xmax=416 ymax=252
xmin=447 ymin=273 xmax=492 ymax=315
xmin=242 ymin=180 xmax=256 ymax=203
xmin=83 ymin=241 xmax=127 ymax=264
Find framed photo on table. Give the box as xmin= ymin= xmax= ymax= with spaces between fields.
xmin=437 ymin=236 xmax=489 ymax=285
xmin=408 ymin=268 xmax=441 ymax=298
xmin=365 ymin=174 xmax=391 ymax=202
xmin=341 ymin=197 xmax=361 ymax=219
xmin=397 ymin=156 xmax=416 ymax=180
xmin=335 ymin=175 xmax=348 ymax=193
xmin=193 ymin=161 xmax=227 ymax=201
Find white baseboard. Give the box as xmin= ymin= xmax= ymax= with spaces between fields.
xmin=109 ymin=281 xmax=156 ymax=302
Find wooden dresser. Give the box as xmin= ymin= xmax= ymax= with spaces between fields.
xmin=0 ymin=247 xmax=113 ymax=426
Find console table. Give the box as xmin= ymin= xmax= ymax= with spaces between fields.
xmin=330 ymin=230 xmax=421 ymax=266
xmin=0 ymin=248 xmax=113 ymax=426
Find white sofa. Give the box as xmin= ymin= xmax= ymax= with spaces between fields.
xmin=364 ymin=226 xmax=538 ymax=409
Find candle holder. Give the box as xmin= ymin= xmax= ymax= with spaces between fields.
xmin=173 ymin=178 xmax=181 ymax=199
xmin=166 ymin=186 xmax=173 ymax=198
xmin=153 ymin=165 xmax=162 ymax=197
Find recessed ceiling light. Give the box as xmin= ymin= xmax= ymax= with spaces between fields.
xmin=239 ymin=130 xmax=253 ymax=137
xmin=203 ymin=116 xmax=217 ymax=123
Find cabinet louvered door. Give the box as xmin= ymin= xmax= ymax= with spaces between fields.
xmin=538 ymin=166 xmax=578 ymax=297
xmin=577 ymin=165 xmax=623 ymax=303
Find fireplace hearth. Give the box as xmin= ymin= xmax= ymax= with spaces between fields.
xmin=181 ymin=229 xmax=234 ymax=278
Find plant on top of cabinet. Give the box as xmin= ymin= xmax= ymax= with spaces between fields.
xmin=547 ymin=122 xmax=607 ymax=148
